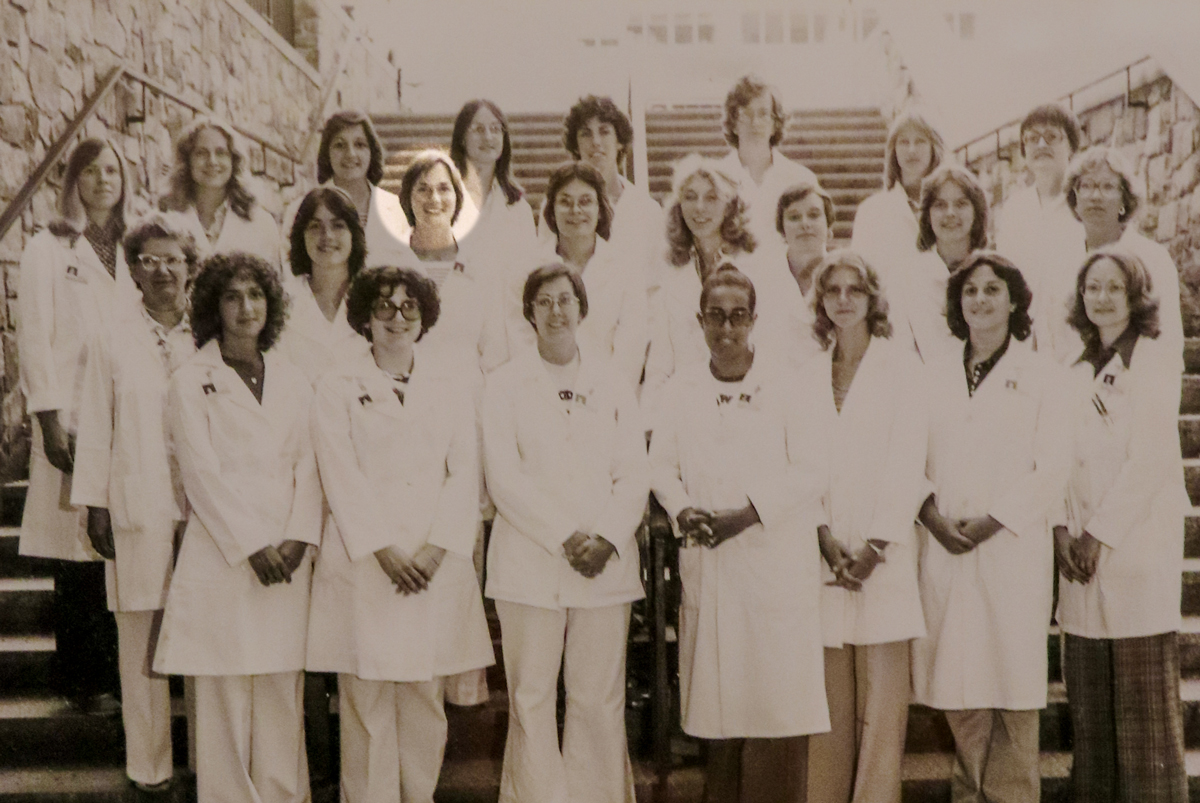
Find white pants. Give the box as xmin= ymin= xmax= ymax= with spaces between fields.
xmin=116 ymin=610 xmax=173 ymax=785
xmin=495 ymin=600 xmax=635 ymax=803
xmin=338 ymin=674 xmax=447 ymax=803
xmin=193 ymin=672 xmax=309 ymax=803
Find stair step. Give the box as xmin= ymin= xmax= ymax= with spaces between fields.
xmin=0 ymin=578 xmax=52 ymax=637
xmin=1185 ymin=460 xmax=1200 ymax=506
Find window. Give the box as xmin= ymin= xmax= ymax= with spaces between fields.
xmin=675 ymin=14 xmax=693 ymax=44
xmin=245 ymin=0 xmax=294 ymax=44
xmin=698 ymin=13 xmax=715 ymax=43
xmin=764 ymin=11 xmax=783 ymax=44
xmin=649 ymin=13 xmax=669 ymax=44
xmin=790 ymin=12 xmax=809 ymax=44
xmin=742 ymin=11 xmax=760 ymax=44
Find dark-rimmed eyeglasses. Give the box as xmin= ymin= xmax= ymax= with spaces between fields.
xmin=700 ymin=308 xmax=753 ymax=328
xmin=136 ymin=254 xmax=188 ymax=270
xmin=371 ymin=297 xmax=421 ymax=322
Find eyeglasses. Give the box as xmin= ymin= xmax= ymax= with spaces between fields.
xmin=533 ymin=293 xmax=578 ymax=312
xmin=700 ymin=308 xmax=753 ymax=328
xmin=371 ymin=297 xmax=421 ymax=322
xmin=136 ymin=254 xmax=188 ymax=270
xmin=1076 ymin=179 xmax=1122 ymax=196
xmin=1021 ymin=128 xmax=1064 ymax=147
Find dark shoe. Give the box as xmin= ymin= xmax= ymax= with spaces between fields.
xmin=81 ymin=692 xmax=122 ymax=717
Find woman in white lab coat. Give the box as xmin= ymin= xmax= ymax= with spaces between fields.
xmin=912 ymin=252 xmax=1071 ymax=803
xmin=157 ymin=253 xmax=321 ymax=803
xmin=16 ymin=136 xmax=132 ymax=709
xmin=643 ymin=155 xmax=756 ymax=422
xmin=275 ymin=187 xmax=371 ymax=384
xmin=650 ymin=267 xmax=827 ymax=803
xmin=280 ymin=111 xmax=410 ymax=268
xmin=850 ymin=110 xmax=945 ymax=324
xmin=801 ymin=252 xmax=927 ymax=803
xmin=308 ymin=266 xmax=494 ymax=803
xmin=1056 ymin=248 xmax=1188 ymax=802
xmin=483 ymin=263 xmax=648 ymax=803
xmin=1064 ymin=146 xmax=1184 ymax=375
xmin=71 ymin=213 xmax=199 ymax=793
xmin=159 ymin=117 xmax=279 ymax=271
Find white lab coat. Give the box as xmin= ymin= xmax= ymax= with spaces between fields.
xmin=716 ymin=148 xmax=819 ymax=247
xmin=1057 ymin=335 xmax=1189 ymax=639
xmin=994 ymin=184 xmax=1087 ymax=363
xmin=1109 ymin=227 xmax=1184 ymax=375
xmin=889 ymin=247 xmax=961 ymax=365
xmin=180 ymin=203 xmax=280 ymax=273
xmin=280 ymin=183 xmax=411 ymax=269
xmin=460 ymin=180 xmax=538 ymax=275
xmin=850 ymin=184 xmax=921 ymax=309
xmin=738 ymin=242 xmax=824 ymax=369
xmin=71 ymin=296 xmax=195 ymax=611
xmin=16 ymin=229 xmax=132 ymax=561
xmin=154 ymin=342 xmax=321 ymax=675
xmin=273 ymin=274 xmax=370 ymax=386
xmin=307 ymin=348 xmax=494 ymax=681
xmin=482 ymin=348 xmax=648 ymax=611
xmin=912 ymin=338 xmax=1072 ymax=711
xmin=649 ymin=357 xmax=828 ymax=738
xmin=802 ymin=336 xmax=929 ymax=647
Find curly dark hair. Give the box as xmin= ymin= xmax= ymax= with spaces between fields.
xmin=399 ymin=150 xmax=465 ymax=228
xmin=723 ymin=76 xmax=786 ymax=149
xmin=1066 ymin=248 xmax=1160 ymax=351
xmin=288 ymin=187 xmax=367 ymax=279
xmin=916 ymin=164 xmax=989 ymax=253
xmin=810 ymin=251 xmax=892 ymax=350
xmin=190 ymin=252 xmax=289 ymax=351
xmin=123 ymin=212 xmax=202 ymax=282
xmin=450 ymin=99 xmax=525 ymax=205
xmin=699 ymin=263 xmax=756 ymax=314
xmin=160 ymin=117 xmax=257 ymax=221
xmin=562 ymin=95 xmax=634 ymax=163
xmin=542 ymin=162 xmax=613 ymax=241
xmin=346 ymin=265 xmax=440 ymax=342
xmin=316 ymin=111 xmax=385 ymax=186
xmin=945 ymin=251 xmax=1033 ymax=342
xmin=522 ymin=263 xmax=589 ymax=328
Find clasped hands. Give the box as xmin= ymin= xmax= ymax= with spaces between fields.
xmin=1054 ymin=526 xmax=1101 ymax=584
xmin=374 ymin=544 xmax=447 ymax=594
xmin=248 ymin=540 xmax=310 ymax=586
xmin=563 ymin=531 xmax=616 ymax=578
xmin=676 ymin=504 xmax=760 ymax=549
xmin=818 ymin=525 xmax=884 ymax=592
xmin=919 ymin=496 xmax=1003 ymax=556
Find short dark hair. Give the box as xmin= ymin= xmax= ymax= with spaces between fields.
xmin=775 ymin=181 xmax=835 ymax=236
xmin=541 ymin=162 xmax=613 ymax=241
xmin=945 ymin=251 xmax=1033 ymax=342
xmin=522 ymin=263 xmax=589 ymax=327
xmin=450 ymin=99 xmax=524 ymax=205
xmin=1067 ymin=248 xmax=1160 ymax=351
xmin=1064 ymin=147 xmax=1141 ymax=224
xmin=563 ymin=95 xmax=634 ymax=163
xmin=916 ymin=164 xmax=990 ymax=252
xmin=399 ymin=150 xmax=465 ymax=227
xmin=699 ymin=264 xmax=756 ymax=314
xmin=190 ymin=252 xmax=288 ymax=351
xmin=810 ymin=251 xmax=892 ymax=349
xmin=1019 ymin=104 xmax=1082 ymax=158
xmin=345 ymin=265 xmax=440 ymax=342
xmin=723 ymin=75 xmax=786 ymax=149
xmin=316 ymin=111 xmax=385 ymax=185
xmin=884 ymin=111 xmax=945 ymax=190
xmin=288 ymin=187 xmax=367 ymax=279
xmin=123 ymin=212 xmax=202 ymax=283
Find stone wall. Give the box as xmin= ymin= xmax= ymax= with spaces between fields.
xmin=967 ymin=69 xmax=1200 ymax=337
xmin=0 ymin=0 xmax=397 ymax=481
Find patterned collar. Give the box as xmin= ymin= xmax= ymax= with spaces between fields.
xmin=1079 ymin=325 xmax=1138 ymax=377
xmin=964 ymin=333 xmax=1010 ymax=396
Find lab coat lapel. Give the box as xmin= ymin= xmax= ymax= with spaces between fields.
xmin=69 ymin=235 xmax=119 ymax=287
xmin=193 ymin=340 xmax=269 ymax=420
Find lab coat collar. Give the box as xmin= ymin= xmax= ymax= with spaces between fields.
xmin=286 ymin=274 xmax=357 ymax=343
xmin=961 ymin=335 xmax=1036 ymax=401
xmin=511 ymin=343 xmax=607 ymax=403
xmin=537 ymin=230 xmax=614 ymax=267
xmin=329 ymin=342 xmax=452 ymax=420
xmin=815 ymin=335 xmax=887 ymax=418
xmin=191 ymin=339 xmax=281 ymax=419
xmin=62 ymin=231 xmax=122 ymax=287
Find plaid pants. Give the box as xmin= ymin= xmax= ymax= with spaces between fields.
xmin=1063 ymin=632 xmax=1186 ymax=803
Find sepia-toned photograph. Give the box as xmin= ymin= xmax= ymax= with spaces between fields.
xmin=0 ymin=1 xmax=1198 ymax=801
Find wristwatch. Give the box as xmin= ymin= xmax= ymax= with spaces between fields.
xmin=866 ymin=540 xmax=887 ymax=557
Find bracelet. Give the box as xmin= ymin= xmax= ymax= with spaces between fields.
xmin=866 ymin=540 xmax=886 ymax=557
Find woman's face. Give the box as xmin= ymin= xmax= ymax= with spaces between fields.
xmin=219 ymin=274 xmax=268 ymax=343
xmin=412 ymin=162 xmax=458 ymax=232
xmin=1074 ymin=164 xmax=1124 ymax=233
xmin=930 ymin=180 xmax=975 ymax=248
xmin=781 ymin=193 xmax=829 ymax=255
xmin=531 ymin=275 xmax=581 ymax=345
xmin=304 ymin=203 xmax=353 ymax=274
xmin=189 ymin=127 xmax=233 ymax=191
xmin=370 ymin=283 xmax=423 ymax=348
xmin=1022 ymin=123 xmax=1072 ymax=180
xmin=822 ymin=266 xmax=870 ymax=333
xmin=328 ymin=123 xmax=372 ymax=183
xmin=76 ymin=146 xmax=123 ymax=216
xmin=131 ymin=238 xmax=189 ymax=312
xmin=465 ymin=106 xmax=504 ymax=169
xmin=577 ymin=116 xmax=622 ymax=176
xmin=1082 ymin=257 xmax=1131 ymax=334
xmin=735 ymin=92 xmax=775 ymax=148
xmin=895 ymin=124 xmax=934 ymax=187
xmin=961 ymin=264 xmax=1013 ymax=338
xmin=680 ymin=175 xmax=724 ymax=243
xmin=553 ymin=179 xmax=600 ymax=240
xmin=700 ymin=284 xmax=755 ymax=359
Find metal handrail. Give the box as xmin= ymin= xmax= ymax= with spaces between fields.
xmin=0 ymin=61 xmax=299 ymax=245
xmin=955 ymin=55 xmax=1154 ymax=164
